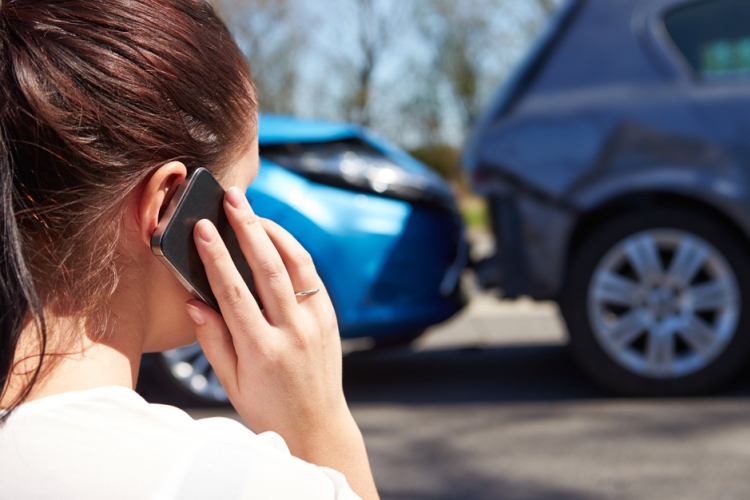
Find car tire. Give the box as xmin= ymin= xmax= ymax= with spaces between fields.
xmin=560 ymin=206 xmax=750 ymax=396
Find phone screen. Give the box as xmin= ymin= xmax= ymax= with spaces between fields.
xmin=151 ymin=167 xmax=261 ymax=312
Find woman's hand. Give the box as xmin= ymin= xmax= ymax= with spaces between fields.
xmin=183 ymin=186 xmax=378 ymax=500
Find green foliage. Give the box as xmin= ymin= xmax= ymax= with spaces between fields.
xmin=408 ymin=144 xmax=462 ymax=182
xmin=409 ymin=144 xmax=489 ymax=230
xmin=459 ymin=195 xmax=489 ymax=230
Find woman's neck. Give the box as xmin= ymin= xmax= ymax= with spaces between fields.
xmin=1 ymin=313 xmax=144 ymax=407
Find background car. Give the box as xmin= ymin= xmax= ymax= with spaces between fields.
xmin=140 ymin=114 xmax=467 ymax=405
xmin=465 ymin=0 xmax=750 ymax=395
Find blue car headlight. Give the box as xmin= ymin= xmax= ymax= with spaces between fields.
xmin=261 ymin=139 xmax=454 ymax=208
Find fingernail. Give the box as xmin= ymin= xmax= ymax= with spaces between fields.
xmin=225 ymin=186 xmax=246 ymax=209
xmin=195 ymin=220 xmax=216 ymax=243
xmin=185 ymin=302 xmax=206 ymax=326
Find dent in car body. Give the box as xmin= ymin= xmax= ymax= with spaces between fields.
xmin=467 ymin=0 xmax=750 ymax=299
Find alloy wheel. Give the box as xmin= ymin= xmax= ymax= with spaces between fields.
xmin=160 ymin=344 xmax=228 ymax=403
xmin=587 ymin=229 xmax=740 ymax=379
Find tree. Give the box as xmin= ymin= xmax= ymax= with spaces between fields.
xmin=390 ymin=0 xmax=564 ymax=182
xmin=324 ymin=0 xmax=411 ymax=126
xmin=416 ymin=0 xmax=562 ymax=136
xmin=211 ymin=0 xmax=304 ymax=115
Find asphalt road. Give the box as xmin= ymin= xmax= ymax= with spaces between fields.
xmin=180 ymin=293 xmax=750 ymax=500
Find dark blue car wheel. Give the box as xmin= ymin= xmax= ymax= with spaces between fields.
xmin=561 ymin=206 xmax=750 ymax=396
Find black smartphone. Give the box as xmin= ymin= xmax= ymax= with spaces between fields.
xmin=151 ymin=167 xmax=261 ymax=312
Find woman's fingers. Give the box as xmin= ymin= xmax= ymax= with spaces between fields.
xmin=193 ymin=219 xmax=264 ymax=345
xmin=259 ymin=219 xmax=338 ymax=341
xmin=259 ymin=219 xmax=323 ymax=299
xmin=186 ymin=299 xmax=238 ymax=395
xmin=223 ymin=187 xmax=298 ymax=325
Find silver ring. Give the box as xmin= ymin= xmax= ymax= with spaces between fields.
xmin=295 ymin=288 xmax=320 ymax=297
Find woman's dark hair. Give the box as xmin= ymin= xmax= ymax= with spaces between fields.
xmin=0 ymin=0 xmax=257 ymax=421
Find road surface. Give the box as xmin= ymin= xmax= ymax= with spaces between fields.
xmin=184 ymin=292 xmax=750 ymax=499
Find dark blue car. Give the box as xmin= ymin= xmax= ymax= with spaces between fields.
xmin=466 ymin=0 xmax=750 ymax=396
xmin=143 ymin=115 xmax=467 ymax=404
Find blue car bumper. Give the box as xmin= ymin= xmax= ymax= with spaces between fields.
xmin=248 ymin=160 xmax=467 ymax=341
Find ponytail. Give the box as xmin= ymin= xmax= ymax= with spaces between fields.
xmin=0 ymin=26 xmax=46 ymax=423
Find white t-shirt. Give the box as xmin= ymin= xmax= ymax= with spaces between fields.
xmin=0 ymin=386 xmax=360 ymax=500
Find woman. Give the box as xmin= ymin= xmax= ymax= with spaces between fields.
xmin=0 ymin=1 xmax=379 ymax=499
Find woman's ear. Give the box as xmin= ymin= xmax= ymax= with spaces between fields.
xmin=137 ymin=161 xmax=188 ymax=247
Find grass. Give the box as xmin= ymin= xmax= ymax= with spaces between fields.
xmin=458 ymin=193 xmax=489 ymax=231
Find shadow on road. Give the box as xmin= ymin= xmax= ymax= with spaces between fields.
xmin=343 ymin=343 xmax=750 ymax=405
xmin=138 ymin=341 xmax=750 ymax=409
xmin=343 ymin=344 xmax=607 ymax=404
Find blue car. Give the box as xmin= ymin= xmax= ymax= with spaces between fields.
xmin=141 ymin=115 xmax=468 ymax=404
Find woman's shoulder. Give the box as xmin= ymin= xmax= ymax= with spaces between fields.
xmin=0 ymin=386 xmax=358 ymax=499
xmin=4 ymin=386 xmax=196 ymax=429
xmin=1 ymin=385 xmax=258 ymax=445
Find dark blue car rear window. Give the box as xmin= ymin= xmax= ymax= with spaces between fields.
xmin=665 ymin=0 xmax=750 ymax=80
